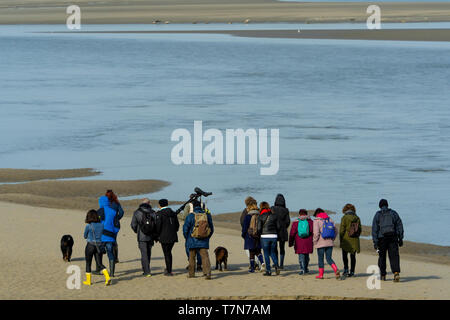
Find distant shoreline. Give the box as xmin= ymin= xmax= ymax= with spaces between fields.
xmin=1 ymin=0 xmax=450 ymax=25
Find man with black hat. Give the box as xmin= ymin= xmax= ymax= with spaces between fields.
xmin=372 ymin=199 xmax=404 ymax=282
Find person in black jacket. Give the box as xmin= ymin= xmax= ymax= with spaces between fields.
xmin=131 ymin=198 xmax=157 ymax=277
xmin=257 ymin=201 xmax=281 ymax=276
xmin=271 ymin=194 xmax=291 ymax=269
xmin=372 ymin=199 xmax=404 ymax=282
xmin=156 ymin=199 xmax=179 ymax=276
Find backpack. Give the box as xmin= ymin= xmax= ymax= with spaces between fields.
xmin=297 ymin=219 xmax=309 ymax=238
xmin=247 ymin=214 xmax=259 ymax=238
xmin=379 ymin=209 xmax=395 ymax=237
xmin=191 ymin=213 xmax=211 ymax=239
xmin=140 ymin=210 xmax=156 ymax=236
xmin=321 ymin=218 xmax=336 ymax=239
xmin=348 ymin=218 xmax=361 ymax=238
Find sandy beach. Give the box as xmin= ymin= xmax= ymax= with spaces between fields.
xmin=1 ymin=200 xmax=449 ymax=300
xmin=1 ymin=0 xmax=450 ymax=25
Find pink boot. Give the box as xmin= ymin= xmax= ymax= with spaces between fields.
xmin=315 ymin=268 xmax=324 ymax=279
xmin=331 ymin=264 xmax=340 ymax=279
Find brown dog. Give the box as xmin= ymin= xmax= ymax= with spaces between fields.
xmin=214 ymin=246 xmax=228 ymax=271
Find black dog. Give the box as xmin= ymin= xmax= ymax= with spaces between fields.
xmin=214 ymin=246 xmax=228 ymax=271
xmin=60 ymin=235 xmax=74 ymax=262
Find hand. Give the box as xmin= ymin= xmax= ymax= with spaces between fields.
xmin=374 ymin=244 xmax=378 ymax=251
xmin=398 ymin=239 xmax=403 ymax=247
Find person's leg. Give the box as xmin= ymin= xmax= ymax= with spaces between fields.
xmin=387 ymin=238 xmax=400 ymax=278
xmin=196 ymin=251 xmax=202 ymax=271
xmin=342 ymin=249 xmax=349 ymax=274
xmin=269 ymin=239 xmax=279 ymax=274
xmin=298 ymin=254 xmax=306 ymax=274
xmin=350 ymin=253 xmax=356 ymax=275
xmin=199 ymin=248 xmax=211 ymax=279
xmin=305 ymin=254 xmax=310 ymax=273
xmin=326 ymin=247 xmax=340 ymax=278
xmin=188 ymin=249 xmax=196 ymax=277
xmin=105 ymin=242 xmax=116 ymax=277
xmin=279 ymin=241 xmax=286 ymax=269
xmin=93 ymin=250 xmax=101 ymax=274
xmin=162 ymin=243 xmax=174 ymax=274
xmin=378 ymin=238 xmax=388 ymax=278
xmin=316 ymin=248 xmax=325 ymax=279
xmin=249 ymin=249 xmax=256 ymax=272
xmin=261 ymin=239 xmax=271 ymax=274
xmin=84 ymin=243 xmax=95 ymax=285
xmin=138 ymin=241 xmax=151 ymax=275
xmin=113 ymin=242 xmax=119 ymax=263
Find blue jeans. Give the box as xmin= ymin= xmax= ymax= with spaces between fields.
xmin=260 ymin=238 xmax=279 ymax=273
xmin=185 ymin=242 xmax=202 ymax=265
xmin=317 ymin=246 xmax=335 ymax=269
xmin=104 ymin=242 xmax=116 ymax=261
xmin=298 ymin=253 xmax=310 ymax=272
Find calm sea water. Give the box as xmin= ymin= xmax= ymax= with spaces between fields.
xmin=1 ymin=24 xmax=449 ymax=245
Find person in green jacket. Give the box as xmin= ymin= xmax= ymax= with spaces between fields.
xmin=339 ymin=203 xmax=361 ymax=277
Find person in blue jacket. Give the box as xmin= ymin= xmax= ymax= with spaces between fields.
xmin=183 ymin=203 xmax=214 ymax=279
xmin=98 ymin=195 xmax=123 ymax=277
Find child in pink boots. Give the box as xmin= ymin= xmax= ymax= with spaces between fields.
xmin=313 ymin=208 xmax=340 ymax=279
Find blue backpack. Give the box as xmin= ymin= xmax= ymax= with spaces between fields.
xmin=297 ymin=219 xmax=309 ymax=238
xmin=321 ymin=218 xmax=335 ymax=239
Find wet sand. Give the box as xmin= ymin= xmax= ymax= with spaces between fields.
xmin=1 ymin=201 xmax=449 ymax=300
xmin=0 ymin=168 xmax=100 ymax=183
xmin=1 ymin=0 xmax=450 ymax=24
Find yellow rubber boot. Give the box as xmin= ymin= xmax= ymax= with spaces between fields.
xmin=102 ymin=269 xmax=112 ymax=286
xmin=83 ymin=273 xmax=92 ymax=286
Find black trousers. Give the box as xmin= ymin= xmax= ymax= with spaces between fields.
xmin=342 ymin=249 xmax=356 ymax=273
xmin=85 ymin=243 xmax=105 ymax=273
xmin=138 ymin=241 xmax=153 ymax=275
xmin=378 ymin=236 xmax=400 ymax=276
xmin=161 ymin=243 xmax=175 ymax=273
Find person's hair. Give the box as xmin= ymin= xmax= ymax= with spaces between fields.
xmin=142 ymin=198 xmax=150 ymax=204
xmin=259 ymin=201 xmax=271 ymax=211
xmin=85 ymin=209 xmax=100 ymax=224
xmin=191 ymin=199 xmax=201 ymax=208
xmin=379 ymin=199 xmax=389 ymax=209
xmin=106 ymin=190 xmax=119 ymax=204
xmin=247 ymin=203 xmax=259 ymax=211
xmin=342 ymin=203 xmax=356 ymax=213
xmin=159 ymin=199 xmax=169 ymax=207
xmin=314 ymin=208 xmax=324 ymax=217
xmin=245 ymin=196 xmax=256 ymax=207
xmin=299 ymin=209 xmax=308 ymax=216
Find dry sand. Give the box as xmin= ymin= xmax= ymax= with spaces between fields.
xmin=1 ymin=0 xmax=450 ymax=24
xmin=0 ymin=201 xmax=449 ymax=300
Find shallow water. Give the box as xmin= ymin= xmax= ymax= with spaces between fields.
xmin=0 ymin=24 xmax=449 ymax=245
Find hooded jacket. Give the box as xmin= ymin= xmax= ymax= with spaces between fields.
xmin=271 ymin=194 xmax=291 ymax=241
xmin=339 ymin=210 xmax=361 ymax=254
xmin=257 ymin=208 xmax=280 ymax=237
xmin=156 ymin=207 xmax=179 ymax=244
xmin=241 ymin=209 xmax=261 ymax=250
xmin=183 ymin=207 xmax=214 ymax=249
xmin=99 ymin=196 xmax=122 ymax=242
xmin=131 ymin=203 xmax=157 ymax=243
xmin=372 ymin=206 xmax=404 ymax=247
xmin=313 ymin=212 xmax=337 ymax=249
xmin=289 ymin=216 xmax=314 ymax=254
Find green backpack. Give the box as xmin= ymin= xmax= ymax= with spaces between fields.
xmin=297 ymin=219 xmax=309 ymax=238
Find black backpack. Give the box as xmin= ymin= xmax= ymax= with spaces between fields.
xmin=140 ymin=210 xmax=156 ymax=236
xmin=379 ymin=209 xmax=395 ymax=237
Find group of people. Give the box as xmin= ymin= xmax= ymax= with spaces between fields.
xmin=81 ymin=190 xmax=404 ymax=286
xmin=82 ymin=191 xmax=215 ymax=285
xmin=240 ymin=194 xmax=404 ymax=282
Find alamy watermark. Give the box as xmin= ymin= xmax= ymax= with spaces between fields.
xmin=66 ymin=5 xmax=81 ymax=30
xmin=367 ymin=5 xmax=381 ymax=30
xmin=366 ymin=265 xmax=382 ymax=290
xmin=170 ymin=121 xmax=279 ymax=175
xmin=66 ymin=265 xmax=81 ymax=289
